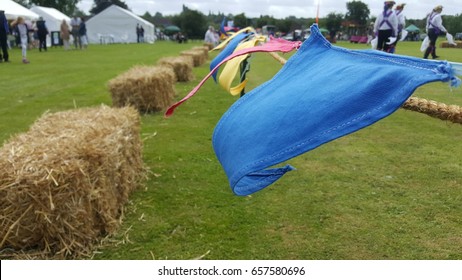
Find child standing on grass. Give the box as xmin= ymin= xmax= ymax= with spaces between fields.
xmin=11 ymin=17 xmax=30 ymax=64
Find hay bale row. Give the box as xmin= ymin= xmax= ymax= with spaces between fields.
xmin=180 ymin=50 xmax=207 ymax=67
xmin=109 ymin=45 xmax=210 ymax=112
xmin=108 ymin=65 xmax=176 ymax=113
xmin=0 ymin=105 xmax=145 ymax=259
xmin=158 ymin=56 xmax=194 ymax=82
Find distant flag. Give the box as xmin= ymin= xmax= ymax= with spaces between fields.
xmin=219 ymin=17 xmax=228 ymax=40
xmin=316 ymin=0 xmax=320 ymax=24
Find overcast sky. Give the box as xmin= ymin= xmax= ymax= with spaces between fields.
xmin=77 ymin=0 xmax=461 ymax=20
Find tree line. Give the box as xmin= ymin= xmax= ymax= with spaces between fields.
xmin=14 ymin=0 xmax=462 ymax=40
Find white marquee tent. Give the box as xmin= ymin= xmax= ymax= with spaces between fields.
xmin=30 ymin=6 xmax=71 ymax=31
xmin=0 ymin=0 xmax=39 ymax=20
xmin=30 ymin=6 xmax=72 ymax=47
xmin=86 ymin=5 xmax=155 ymax=44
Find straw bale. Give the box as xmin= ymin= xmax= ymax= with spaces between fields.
xmin=158 ymin=56 xmax=194 ymax=82
xmin=203 ymin=42 xmax=214 ymax=50
xmin=180 ymin=50 xmax=207 ymax=67
xmin=192 ymin=46 xmax=209 ymax=59
xmin=108 ymin=65 xmax=176 ymax=113
xmin=0 ymin=105 xmax=145 ymax=259
xmin=440 ymin=41 xmax=462 ymax=48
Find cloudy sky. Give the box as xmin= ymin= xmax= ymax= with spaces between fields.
xmin=77 ymin=0 xmax=461 ymax=20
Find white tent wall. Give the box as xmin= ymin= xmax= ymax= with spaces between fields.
xmin=30 ymin=6 xmax=72 ymax=47
xmin=0 ymin=0 xmax=39 ymax=20
xmin=86 ymin=5 xmax=155 ymax=44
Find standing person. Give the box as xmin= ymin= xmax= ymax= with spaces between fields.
xmin=204 ymin=26 xmax=217 ymax=46
xmin=60 ymin=19 xmax=70 ymax=50
xmin=136 ymin=23 xmax=140 ymax=43
xmin=70 ymin=15 xmax=81 ymax=49
xmin=11 ymin=17 xmax=30 ymax=64
xmin=390 ymin=3 xmax=406 ymax=53
xmin=36 ymin=17 xmax=49 ymax=52
xmin=374 ymin=1 xmax=398 ymax=52
xmin=0 ymin=10 xmax=9 ymax=63
xmin=79 ymin=17 xmax=87 ymax=49
xmin=139 ymin=25 xmax=144 ymax=43
xmin=424 ymin=5 xmax=447 ymax=59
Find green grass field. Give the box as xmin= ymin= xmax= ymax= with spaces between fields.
xmin=1 ymin=38 xmax=461 ymax=260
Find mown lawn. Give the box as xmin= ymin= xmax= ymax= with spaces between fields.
xmin=0 ymin=37 xmax=461 ymax=260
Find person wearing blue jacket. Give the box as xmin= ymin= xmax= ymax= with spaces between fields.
xmin=0 ymin=10 xmax=9 ymax=63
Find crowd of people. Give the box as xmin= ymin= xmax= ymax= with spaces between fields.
xmin=69 ymin=15 xmax=88 ymax=50
xmin=0 ymin=11 xmax=88 ymax=64
xmin=373 ymin=2 xmax=449 ymax=59
xmin=200 ymin=2 xmax=451 ymax=60
xmin=1 ymin=3 xmax=454 ymax=65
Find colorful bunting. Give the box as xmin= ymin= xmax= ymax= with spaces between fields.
xmin=166 ymin=24 xmax=460 ymax=196
xmin=210 ymin=32 xmax=252 ymax=82
xmin=212 ymin=25 xmax=460 ymax=196
xmin=212 ymin=27 xmax=255 ymax=52
xmin=165 ymin=36 xmax=300 ymax=117
xmin=218 ymin=35 xmax=267 ymax=95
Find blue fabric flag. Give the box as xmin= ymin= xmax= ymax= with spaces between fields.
xmin=212 ymin=25 xmax=460 ymax=196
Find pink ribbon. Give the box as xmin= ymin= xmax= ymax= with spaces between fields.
xmin=165 ymin=38 xmax=302 ymax=117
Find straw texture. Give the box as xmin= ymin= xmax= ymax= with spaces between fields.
xmin=192 ymin=46 xmax=210 ymax=59
xmin=158 ymin=56 xmax=195 ymax=82
xmin=402 ymin=97 xmax=462 ymax=124
xmin=108 ymin=65 xmax=176 ymax=112
xmin=0 ymin=105 xmax=145 ymax=259
xmin=440 ymin=41 xmax=462 ymax=48
xmin=180 ymin=50 xmax=207 ymax=67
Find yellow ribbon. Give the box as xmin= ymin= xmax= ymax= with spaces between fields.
xmin=218 ymin=36 xmax=267 ymax=95
xmin=212 ymin=27 xmax=255 ymax=52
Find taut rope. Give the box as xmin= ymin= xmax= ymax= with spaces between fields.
xmin=402 ymin=97 xmax=462 ymax=123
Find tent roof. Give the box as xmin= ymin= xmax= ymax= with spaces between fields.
xmin=0 ymin=0 xmax=40 ymax=20
xmin=405 ymin=24 xmax=420 ymax=32
xmin=87 ymin=5 xmax=153 ymax=27
xmin=30 ymin=6 xmax=71 ymax=32
xmin=85 ymin=5 xmax=155 ymax=44
xmin=30 ymin=6 xmax=70 ymax=21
